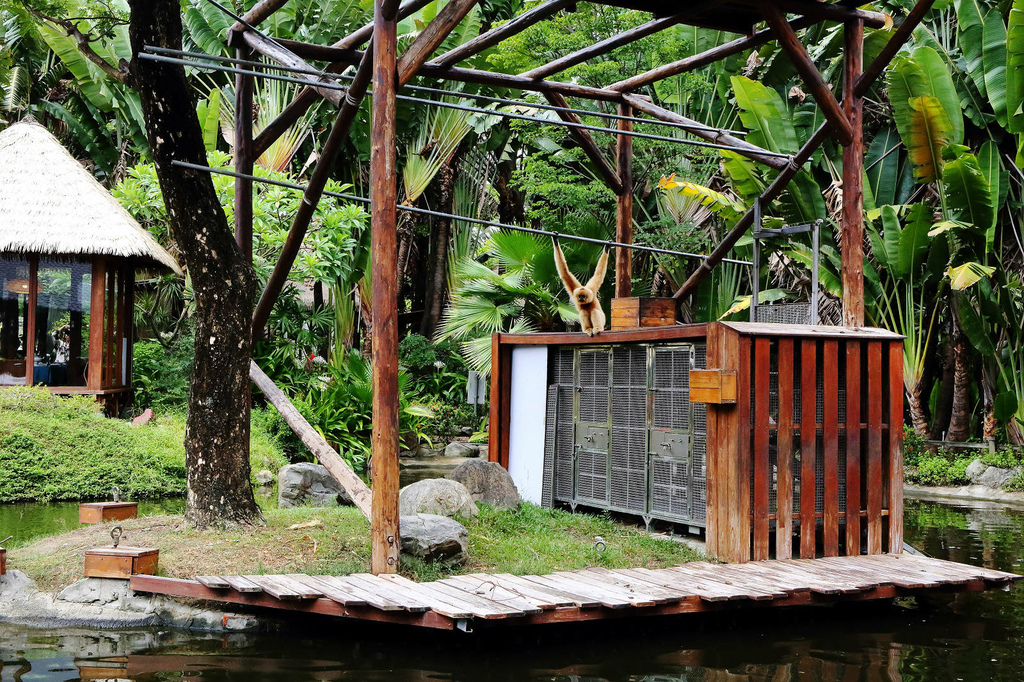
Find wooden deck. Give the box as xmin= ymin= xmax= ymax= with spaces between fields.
xmin=129 ymin=554 xmax=1020 ymax=631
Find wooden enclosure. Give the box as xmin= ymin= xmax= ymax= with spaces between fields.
xmin=0 ymin=254 xmax=136 ymax=413
xmin=489 ymin=323 xmax=904 ymax=564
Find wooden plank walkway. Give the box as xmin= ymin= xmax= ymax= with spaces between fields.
xmin=130 ymin=554 xmax=1020 ymax=631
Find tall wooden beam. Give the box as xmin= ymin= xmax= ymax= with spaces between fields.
xmin=370 ymin=0 xmax=401 ymax=575
xmin=623 ymin=94 xmax=790 ymax=170
xmin=615 ymin=102 xmax=633 ymax=298
xmin=521 ymin=3 xmax=721 ymax=81
xmin=673 ymin=0 xmax=936 ymax=303
xmin=234 ymin=45 xmax=255 ymax=264
xmin=430 ymin=0 xmax=573 ymax=68
xmin=609 ymin=15 xmax=820 ymax=93
xmin=842 ymin=19 xmax=865 ymax=327
xmin=396 ymin=0 xmax=479 ymax=87
xmin=241 ymin=31 xmax=345 ymax=105
xmin=336 ymin=0 xmax=433 ymax=50
xmin=737 ymin=0 xmax=888 ymax=28
xmin=760 ymin=3 xmax=853 ymax=146
xmin=544 ymin=92 xmax=623 ymax=195
xmin=251 ymin=46 xmax=375 ymax=335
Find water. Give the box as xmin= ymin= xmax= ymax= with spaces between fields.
xmin=1 ymin=497 xmax=1023 ymax=681
xmin=0 ymin=499 xmax=185 ymax=548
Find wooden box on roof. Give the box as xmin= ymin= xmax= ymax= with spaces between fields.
xmin=489 ymin=322 xmax=905 ymax=564
xmin=0 ymin=120 xmax=181 ymax=414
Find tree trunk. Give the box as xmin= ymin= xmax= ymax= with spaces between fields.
xmin=129 ymin=0 xmax=262 ymax=529
xmin=930 ymin=337 xmax=955 ymax=440
xmin=419 ymin=149 xmax=461 ymax=338
xmin=908 ymin=383 xmax=930 ymax=437
xmin=945 ymin=334 xmax=972 ymax=442
xmin=495 ymin=155 xmax=525 ymax=225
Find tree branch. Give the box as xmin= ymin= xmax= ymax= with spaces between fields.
xmin=27 ymin=8 xmax=131 ymax=84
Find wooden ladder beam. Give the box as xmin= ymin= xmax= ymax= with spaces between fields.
xmin=760 ymin=2 xmax=853 ymax=146
xmin=397 ymin=0 xmax=480 ymax=87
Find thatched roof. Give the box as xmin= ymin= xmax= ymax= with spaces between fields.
xmin=0 ymin=119 xmax=181 ymax=275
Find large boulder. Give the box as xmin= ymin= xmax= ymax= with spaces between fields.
xmin=444 ymin=441 xmax=480 ymax=458
xmin=254 ymin=470 xmax=276 ymax=487
xmin=966 ymin=458 xmax=1021 ymax=490
xmin=400 ymin=514 xmax=468 ymax=564
xmin=447 ymin=460 xmax=519 ymax=510
xmin=398 ymin=478 xmax=478 ymax=518
xmin=965 ymin=459 xmax=988 ymax=483
xmin=278 ymin=462 xmax=352 ymax=508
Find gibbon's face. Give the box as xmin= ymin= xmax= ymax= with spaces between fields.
xmin=574 ymin=287 xmax=595 ymax=306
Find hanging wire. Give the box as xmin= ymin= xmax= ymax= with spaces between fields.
xmin=140 ymin=50 xmax=793 ymax=159
xmin=143 ymin=45 xmax=751 ymax=139
xmin=170 ymin=160 xmax=753 ymax=266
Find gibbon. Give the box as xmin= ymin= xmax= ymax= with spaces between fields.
xmin=553 ymin=237 xmax=609 ymax=336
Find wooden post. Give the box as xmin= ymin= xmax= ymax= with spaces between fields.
xmin=370 ymin=0 xmax=400 ymax=575
xmin=88 ymin=257 xmax=106 ymax=391
xmin=615 ymin=102 xmax=633 ymax=299
xmin=24 ymin=256 xmax=37 ymax=387
xmin=234 ymin=45 xmax=255 ymax=264
xmin=842 ymin=20 xmax=865 ymax=327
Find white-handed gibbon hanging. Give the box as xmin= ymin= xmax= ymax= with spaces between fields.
xmin=552 ymin=237 xmax=609 ymax=336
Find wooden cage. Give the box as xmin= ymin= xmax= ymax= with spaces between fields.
xmin=489 ymin=322 xmax=904 ymax=564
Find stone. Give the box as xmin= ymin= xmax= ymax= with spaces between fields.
xmin=58 ymin=578 xmax=130 ymax=605
xmin=131 ymin=409 xmax=154 ymax=426
xmin=977 ymin=465 xmax=1020 ymax=490
xmin=400 ymin=514 xmax=468 ymax=564
xmin=447 ymin=460 xmax=520 ymax=509
xmin=399 ymin=478 xmax=478 ymax=518
xmin=254 ymin=470 xmax=275 ymax=487
xmin=460 ymin=426 xmax=475 ymax=436
xmin=966 ymin=459 xmax=988 ymax=483
xmin=444 ymin=441 xmax=479 ymax=458
xmin=278 ymin=462 xmax=352 ymax=508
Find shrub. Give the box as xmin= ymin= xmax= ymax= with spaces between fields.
xmin=902 ymin=426 xmax=929 ymax=469
xmin=399 ymin=334 xmax=468 ymax=404
xmin=905 ymin=447 xmax=973 ymax=487
xmin=132 ymin=332 xmax=193 ymax=412
xmin=0 ymin=387 xmax=288 ymax=502
xmin=424 ymin=401 xmax=477 ymax=443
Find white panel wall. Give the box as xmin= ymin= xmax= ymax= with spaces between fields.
xmin=507 ymin=345 xmax=549 ymax=505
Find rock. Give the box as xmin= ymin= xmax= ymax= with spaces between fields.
xmin=966 ymin=459 xmax=988 ymax=483
xmin=58 ymin=578 xmax=130 ymax=605
xmin=278 ymin=462 xmax=352 ymax=508
xmin=399 ymin=478 xmax=478 ymax=518
xmin=444 ymin=441 xmax=479 ymax=458
xmin=460 ymin=426 xmax=475 ymax=436
xmin=131 ymin=409 xmax=154 ymax=426
xmin=447 ymin=460 xmax=520 ymax=509
xmin=400 ymin=514 xmax=468 ymax=564
xmin=254 ymin=470 xmax=275 ymax=487
xmin=978 ymin=465 xmax=1020 ymax=490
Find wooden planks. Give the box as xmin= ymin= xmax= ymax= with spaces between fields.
xmin=866 ymin=341 xmax=884 ymax=554
xmin=776 ymin=339 xmax=795 ymax=560
xmin=753 ymin=338 xmax=771 ymax=561
xmin=800 ymin=339 xmax=817 ymax=559
xmin=609 ymin=297 xmax=676 ymax=330
xmin=845 ymin=341 xmax=862 ymax=554
xmin=822 ymin=340 xmax=839 ymax=557
xmin=889 ymin=341 xmax=905 ymax=553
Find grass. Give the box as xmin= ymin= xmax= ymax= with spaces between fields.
xmin=0 ymin=386 xmax=289 ymax=503
xmin=11 ymin=503 xmax=703 ymax=591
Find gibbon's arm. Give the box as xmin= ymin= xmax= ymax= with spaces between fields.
xmin=552 ymin=237 xmax=582 ymax=294
xmin=585 ymin=246 xmax=610 ymax=292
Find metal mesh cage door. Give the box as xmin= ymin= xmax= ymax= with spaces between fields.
xmin=610 ymin=345 xmax=648 ymax=513
xmin=574 ymin=348 xmax=611 ymax=505
xmin=648 ymin=345 xmax=695 ymax=522
xmin=550 ymin=348 xmax=575 ymax=503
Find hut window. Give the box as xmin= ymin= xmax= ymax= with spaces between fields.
xmin=0 ymin=258 xmax=30 ymax=385
xmin=31 ymin=260 xmax=91 ymax=387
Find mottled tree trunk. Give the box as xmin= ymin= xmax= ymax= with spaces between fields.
xmin=907 ymin=383 xmax=930 ymax=437
xmin=945 ymin=335 xmax=972 ymax=442
xmin=129 ymin=0 xmax=262 ymax=529
xmin=930 ymin=338 xmax=955 ymax=440
xmin=495 ymin=156 xmax=525 ymax=225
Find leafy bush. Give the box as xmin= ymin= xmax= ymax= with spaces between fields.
xmin=399 ymin=334 xmax=469 ymax=404
xmin=902 ymin=426 xmax=929 ymax=469
xmin=0 ymin=387 xmax=288 ymax=502
xmin=132 ymin=332 xmax=194 ymax=412
xmin=980 ymin=447 xmax=1024 ymax=470
xmin=905 ymin=447 xmax=974 ymax=487
xmin=301 ymin=351 xmax=433 ymax=470
xmin=424 ymin=401 xmax=477 ymax=443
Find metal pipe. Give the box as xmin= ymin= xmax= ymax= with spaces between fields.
xmin=144 ymin=45 xmax=751 ymax=138
xmin=139 ymin=52 xmax=792 ymax=157
xmin=170 ymin=160 xmax=753 ymax=266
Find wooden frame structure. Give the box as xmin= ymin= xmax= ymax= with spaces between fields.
xmin=219 ymin=0 xmax=935 ymax=574
xmin=1 ymin=254 xmax=135 ymax=413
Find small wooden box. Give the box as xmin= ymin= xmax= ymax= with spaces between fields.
xmin=83 ymin=547 xmax=159 ymax=579
xmin=610 ymin=297 xmax=677 ymax=330
xmin=0 ymin=547 xmax=6 ymax=576
xmin=689 ymin=369 xmax=738 ymax=404
xmin=79 ymin=502 xmax=138 ymax=524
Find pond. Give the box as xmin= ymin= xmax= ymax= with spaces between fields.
xmin=1 ymin=497 xmax=1023 ymax=681
xmin=0 ymin=499 xmax=186 ymax=548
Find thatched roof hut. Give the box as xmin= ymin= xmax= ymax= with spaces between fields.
xmin=0 ymin=119 xmax=181 ymax=274
xmin=0 ymin=119 xmax=180 ymax=413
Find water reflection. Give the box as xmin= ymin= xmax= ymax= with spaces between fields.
xmin=1 ymin=498 xmax=1022 ymax=682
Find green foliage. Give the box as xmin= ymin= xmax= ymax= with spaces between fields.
xmin=903 ymin=426 xmax=930 ymax=469
xmin=300 ymin=351 xmax=434 ymax=470
xmin=904 ymin=445 xmax=975 ymax=487
xmin=424 ymin=401 xmax=477 ymax=443
xmin=399 ymin=334 xmax=468 ymax=403
xmin=132 ymin=332 xmax=193 ymax=412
